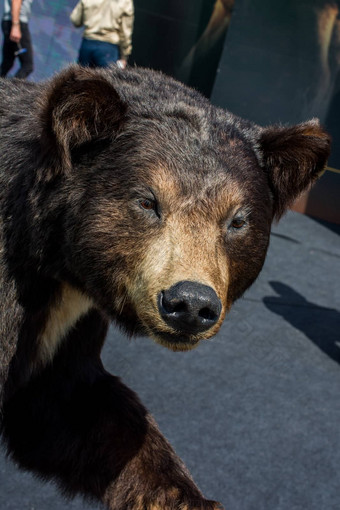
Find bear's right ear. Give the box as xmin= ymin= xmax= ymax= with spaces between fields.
xmin=39 ymin=65 xmax=127 ymax=170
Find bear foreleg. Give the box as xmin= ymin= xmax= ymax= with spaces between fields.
xmin=2 ymin=313 xmax=222 ymax=510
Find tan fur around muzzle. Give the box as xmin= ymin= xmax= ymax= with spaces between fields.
xmin=125 ymin=214 xmax=229 ymax=350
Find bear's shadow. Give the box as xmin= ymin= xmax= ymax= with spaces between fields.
xmin=263 ymin=281 xmax=340 ymax=364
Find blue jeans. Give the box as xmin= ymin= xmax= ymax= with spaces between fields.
xmin=78 ymin=38 xmax=120 ymax=68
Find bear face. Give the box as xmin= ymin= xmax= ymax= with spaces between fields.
xmin=32 ymin=66 xmax=330 ymax=353
xmin=60 ymin=126 xmax=272 ymax=351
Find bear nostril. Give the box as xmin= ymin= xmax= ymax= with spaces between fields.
xmin=199 ymin=307 xmax=218 ymax=321
xmin=158 ymin=281 xmax=221 ymax=335
xmin=172 ymin=302 xmax=188 ymax=314
xmin=161 ymin=292 xmax=188 ymax=315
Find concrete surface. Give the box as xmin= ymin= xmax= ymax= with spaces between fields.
xmin=1 ymin=210 xmax=339 ymax=510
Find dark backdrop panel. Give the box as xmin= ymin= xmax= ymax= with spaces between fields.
xmin=130 ymin=0 xmax=222 ymax=96
xmin=211 ymin=0 xmax=340 ymax=221
xmin=212 ymin=0 xmax=340 ymax=126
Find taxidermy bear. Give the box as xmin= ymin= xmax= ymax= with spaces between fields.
xmin=0 ymin=65 xmax=330 ymax=509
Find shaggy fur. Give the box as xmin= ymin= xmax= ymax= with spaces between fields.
xmin=0 ymin=65 xmax=330 ymax=509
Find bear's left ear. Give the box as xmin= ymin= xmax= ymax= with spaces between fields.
xmin=259 ymin=119 xmax=331 ymax=220
xmin=39 ymin=65 xmax=127 ymax=170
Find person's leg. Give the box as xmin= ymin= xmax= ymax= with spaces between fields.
xmin=92 ymin=41 xmax=120 ymax=67
xmin=15 ymin=22 xmax=34 ymax=79
xmin=0 ymin=20 xmax=16 ymax=77
xmin=78 ymin=38 xmax=93 ymax=66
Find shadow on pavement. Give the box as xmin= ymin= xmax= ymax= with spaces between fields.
xmin=263 ymin=281 xmax=340 ymax=364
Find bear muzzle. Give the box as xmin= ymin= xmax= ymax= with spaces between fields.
xmin=157 ymin=281 xmax=222 ymax=338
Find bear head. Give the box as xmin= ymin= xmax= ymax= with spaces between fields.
xmin=36 ymin=66 xmax=330 ymax=351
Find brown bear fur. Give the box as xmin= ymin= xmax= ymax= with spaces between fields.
xmin=0 ymin=65 xmax=330 ymax=509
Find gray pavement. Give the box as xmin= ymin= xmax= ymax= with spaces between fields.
xmin=1 ymin=211 xmax=339 ymax=510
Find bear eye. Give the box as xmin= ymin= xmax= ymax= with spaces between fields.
xmin=139 ymin=197 xmax=161 ymax=219
xmin=140 ymin=198 xmax=156 ymax=211
xmin=229 ymin=216 xmax=246 ymax=230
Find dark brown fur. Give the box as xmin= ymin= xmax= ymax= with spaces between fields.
xmin=0 ymin=65 xmax=330 ymax=509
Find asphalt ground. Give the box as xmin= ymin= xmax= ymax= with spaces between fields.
xmin=1 ymin=210 xmax=339 ymax=510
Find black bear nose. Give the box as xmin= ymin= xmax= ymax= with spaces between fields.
xmin=158 ymin=281 xmax=222 ymax=335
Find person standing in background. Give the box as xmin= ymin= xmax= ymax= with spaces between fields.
xmin=70 ymin=0 xmax=134 ymax=69
xmin=0 ymin=0 xmax=33 ymax=78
